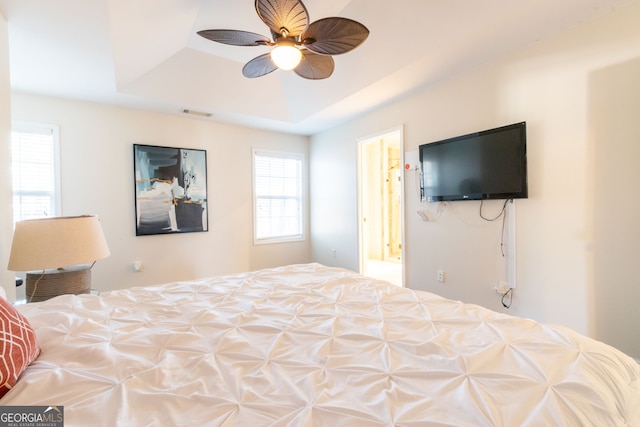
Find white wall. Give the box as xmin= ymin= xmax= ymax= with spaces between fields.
xmin=310 ymin=2 xmax=640 ymax=358
xmin=6 ymin=94 xmax=311 ymax=295
xmin=0 ymin=13 xmax=15 ymax=301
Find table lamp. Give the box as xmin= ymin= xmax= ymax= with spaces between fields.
xmin=7 ymin=215 xmax=110 ymax=302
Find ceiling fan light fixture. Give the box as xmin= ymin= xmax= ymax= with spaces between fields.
xmin=198 ymin=0 xmax=369 ymax=79
xmin=271 ymin=44 xmax=302 ymax=70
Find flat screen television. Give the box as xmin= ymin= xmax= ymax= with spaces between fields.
xmin=419 ymin=122 xmax=528 ymax=202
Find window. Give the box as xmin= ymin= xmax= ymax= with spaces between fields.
xmin=11 ymin=122 xmax=61 ymax=222
xmin=253 ymin=149 xmax=304 ymax=244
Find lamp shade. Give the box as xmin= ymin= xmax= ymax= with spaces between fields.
xmin=7 ymin=215 xmax=110 ymax=272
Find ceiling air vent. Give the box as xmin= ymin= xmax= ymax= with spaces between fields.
xmin=181 ymin=109 xmax=212 ymax=118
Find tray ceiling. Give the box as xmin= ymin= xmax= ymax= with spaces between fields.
xmin=0 ymin=0 xmax=633 ymax=134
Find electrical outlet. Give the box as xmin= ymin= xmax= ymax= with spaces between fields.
xmin=437 ymin=270 xmax=445 ymax=283
xmin=331 ymin=249 xmax=336 ymax=258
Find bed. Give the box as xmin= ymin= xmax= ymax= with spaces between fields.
xmin=1 ymin=263 xmax=639 ymax=426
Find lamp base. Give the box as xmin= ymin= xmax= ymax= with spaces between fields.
xmin=26 ymin=266 xmax=91 ymax=303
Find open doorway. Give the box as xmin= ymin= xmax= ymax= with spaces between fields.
xmin=358 ymin=126 xmax=404 ymax=287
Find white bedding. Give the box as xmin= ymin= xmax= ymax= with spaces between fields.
xmin=2 ymin=263 xmax=639 ymax=426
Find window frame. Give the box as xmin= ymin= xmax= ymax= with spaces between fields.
xmin=11 ymin=121 xmax=62 ymax=223
xmin=252 ymin=148 xmax=305 ymax=245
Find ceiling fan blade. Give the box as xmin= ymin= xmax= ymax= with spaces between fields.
xmin=197 ymin=29 xmax=271 ymax=46
xmin=243 ymin=53 xmax=279 ymax=78
xmin=302 ymin=17 xmax=369 ymax=55
xmin=294 ymin=50 xmax=334 ymax=80
xmin=255 ymin=0 xmax=309 ymax=38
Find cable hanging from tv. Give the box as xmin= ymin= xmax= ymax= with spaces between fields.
xmin=479 ymin=198 xmax=512 ymax=257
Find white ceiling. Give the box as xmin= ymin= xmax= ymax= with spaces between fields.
xmin=0 ymin=0 xmax=633 ymax=135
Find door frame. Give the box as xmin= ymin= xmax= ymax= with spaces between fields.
xmin=356 ymin=125 xmax=405 ymax=286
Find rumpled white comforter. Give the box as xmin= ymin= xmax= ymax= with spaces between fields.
xmin=3 ymin=264 xmax=639 ymax=426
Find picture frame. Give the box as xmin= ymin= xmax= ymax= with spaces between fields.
xmin=133 ymin=144 xmax=208 ymax=236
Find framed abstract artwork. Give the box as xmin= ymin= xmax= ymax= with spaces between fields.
xmin=133 ymin=144 xmax=208 ymax=235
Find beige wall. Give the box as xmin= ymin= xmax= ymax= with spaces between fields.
xmin=588 ymin=56 xmax=640 ymax=360
xmin=6 ymin=94 xmax=311 ymax=296
xmin=310 ymin=2 xmax=640 ymax=358
xmin=0 ymin=14 xmax=15 ymax=301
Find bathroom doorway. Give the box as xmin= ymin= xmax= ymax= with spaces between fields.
xmin=358 ymin=126 xmax=404 ymax=287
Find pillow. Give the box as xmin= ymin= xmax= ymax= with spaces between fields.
xmin=0 ymin=297 xmax=40 ymax=397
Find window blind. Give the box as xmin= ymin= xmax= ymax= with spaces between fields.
xmin=253 ymin=150 xmax=304 ymax=243
xmin=11 ymin=124 xmax=60 ymax=222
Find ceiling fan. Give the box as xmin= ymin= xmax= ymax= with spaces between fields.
xmin=197 ymin=0 xmax=369 ymax=80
